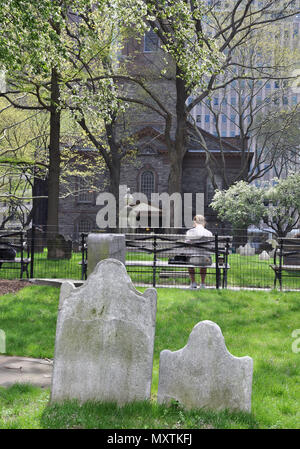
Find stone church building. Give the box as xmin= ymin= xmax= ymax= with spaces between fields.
xmin=58 ymin=125 xmax=250 ymax=239
xmin=57 ymin=31 xmax=253 ymax=239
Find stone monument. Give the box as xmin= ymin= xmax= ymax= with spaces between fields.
xmin=157 ymin=320 xmax=253 ymax=412
xmin=87 ymin=233 xmax=126 ymax=277
xmin=51 ymin=259 xmax=157 ymax=405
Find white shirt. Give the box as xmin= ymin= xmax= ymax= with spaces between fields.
xmin=186 ymin=224 xmax=213 ymax=238
xmin=185 ymin=224 xmax=213 ymax=255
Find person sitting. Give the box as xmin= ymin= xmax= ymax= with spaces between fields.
xmin=185 ymin=215 xmax=213 ymax=289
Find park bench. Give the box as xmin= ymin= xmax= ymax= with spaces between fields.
xmin=79 ymin=233 xmax=232 ymax=288
xmin=270 ymin=237 xmax=300 ymax=290
xmin=125 ymin=234 xmax=232 ymax=288
xmin=0 ymin=231 xmax=31 ymax=279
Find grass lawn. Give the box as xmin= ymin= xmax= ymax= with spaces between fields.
xmin=0 ymin=285 xmax=299 ymax=429
xmin=2 ymin=250 xmax=300 ymax=290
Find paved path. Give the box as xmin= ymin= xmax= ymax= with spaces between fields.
xmin=0 ymin=355 xmax=53 ymax=389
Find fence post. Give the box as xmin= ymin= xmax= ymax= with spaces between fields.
xmin=30 ymin=225 xmax=35 ymax=279
xmin=223 ymin=237 xmax=229 ymax=288
xmin=215 ymin=233 xmax=220 ymax=289
xmin=20 ymin=231 xmax=24 ymax=279
xmin=279 ymin=238 xmax=283 ymax=291
xmin=81 ymin=233 xmax=86 ymax=280
xmin=153 ymin=235 xmax=157 ymax=288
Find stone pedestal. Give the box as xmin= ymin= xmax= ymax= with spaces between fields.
xmin=87 ymin=233 xmax=126 ymax=277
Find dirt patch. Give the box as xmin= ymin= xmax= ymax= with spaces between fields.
xmin=0 ymin=280 xmax=31 ymax=296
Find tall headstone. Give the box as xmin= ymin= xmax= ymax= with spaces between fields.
xmin=157 ymin=320 xmax=253 ymax=412
xmin=51 ymin=259 xmax=157 ymax=405
xmin=87 ymin=233 xmax=125 ymax=277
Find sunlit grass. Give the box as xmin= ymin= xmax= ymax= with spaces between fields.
xmin=0 ymin=285 xmax=299 ymax=428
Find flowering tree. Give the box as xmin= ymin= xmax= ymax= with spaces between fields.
xmin=0 ymin=1 xmax=126 ymax=249
xmin=210 ymin=174 xmax=300 ymax=237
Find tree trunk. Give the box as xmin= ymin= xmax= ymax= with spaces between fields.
xmin=32 ymin=175 xmax=48 ymax=228
xmin=108 ymin=157 xmax=121 ymax=232
xmin=47 ymin=67 xmax=61 ymax=259
xmin=167 ymin=71 xmax=188 ymax=230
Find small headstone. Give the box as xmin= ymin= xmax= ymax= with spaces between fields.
xmin=157 ymin=320 xmax=253 ymax=412
xmin=47 ymin=234 xmax=72 ymax=259
xmin=87 ymin=233 xmax=125 ymax=277
xmin=51 ymin=259 xmax=157 ymax=405
xmin=237 ymin=245 xmax=244 ymax=255
xmin=259 ymin=250 xmax=270 ymax=260
xmin=240 ymin=243 xmax=255 ymax=256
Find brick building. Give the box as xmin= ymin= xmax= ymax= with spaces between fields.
xmin=58 ymin=124 xmax=251 ymax=239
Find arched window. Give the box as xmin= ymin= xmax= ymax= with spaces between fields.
xmin=144 ymin=28 xmax=159 ymax=52
xmin=141 ymin=170 xmax=155 ymax=200
xmin=77 ymin=177 xmax=94 ymax=203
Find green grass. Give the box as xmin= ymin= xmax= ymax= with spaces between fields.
xmin=0 ymin=285 xmax=300 ymax=428
xmin=2 ymin=249 xmax=300 ymax=290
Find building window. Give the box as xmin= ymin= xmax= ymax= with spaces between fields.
xmin=205 ymin=114 xmax=210 ymax=123
xmin=144 ymin=28 xmax=159 ymax=52
xmin=213 ymin=97 xmax=219 ymax=105
xmin=196 ymin=114 xmax=201 ymax=123
xmin=78 ymin=219 xmax=92 ymax=234
xmin=77 ymin=177 xmax=94 ymax=203
xmin=140 ymin=170 xmax=155 ymax=200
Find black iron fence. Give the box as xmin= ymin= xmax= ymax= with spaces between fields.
xmin=1 ymin=226 xmax=300 ymax=290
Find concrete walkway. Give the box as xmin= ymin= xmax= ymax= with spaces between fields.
xmin=0 ymin=355 xmax=53 ymax=389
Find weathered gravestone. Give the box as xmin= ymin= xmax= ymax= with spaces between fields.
xmin=259 ymin=250 xmax=270 ymax=260
xmin=51 ymin=258 xmax=157 ymax=405
xmin=87 ymin=233 xmax=126 ymax=277
xmin=236 ymin=245 xmax=244 ymax=255
xmin=157 ymin=320 xmax=253 ymax=412
xmin=240 ymin=243 xmax=255 ymax=256
xmin=47 ymin=234 xmax=72 ymax=259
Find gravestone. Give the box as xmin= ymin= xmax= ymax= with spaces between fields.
xmin=240 ymin=243 xmax=255 ymax=256
xmin=157 ymin=320 xmax=253 ymax=412
xmin=47 ymin=234 xmax=72 ymax=259
xmin=87 ymin=233 xmax=126 ymax=277
xmin=259 ymin=250 xmax=270 ymax=260
xmin=51 ymin=258 xmax=157 ymax=405
xmin=236 ymin=245 xmax=244 ymax=255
